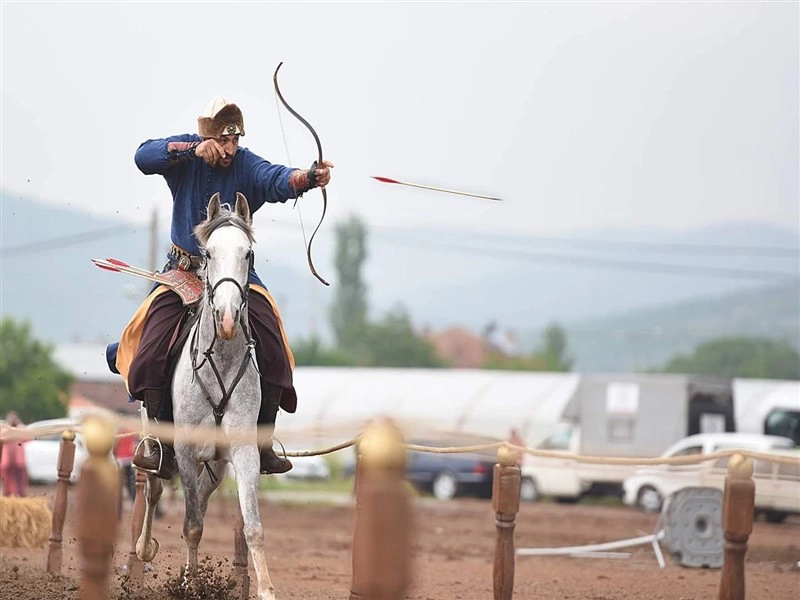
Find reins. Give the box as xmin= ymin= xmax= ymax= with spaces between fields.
xmin=189 ymin=247 xmax=258 ymax=426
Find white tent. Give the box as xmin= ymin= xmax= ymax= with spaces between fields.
xmin=51 ymin=344 xmax=581 ymax=447
xmin=285 ymin=367 xmax=579 ymax=446
xmin=57 ymin=344 xmax=798 ymax=448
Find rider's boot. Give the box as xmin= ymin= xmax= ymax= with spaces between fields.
xmin=258 ymin=382 xmax=293 ymax=475
xmin=132 ymin=389 xmax=176 ymax=480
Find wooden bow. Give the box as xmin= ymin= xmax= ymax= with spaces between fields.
xmin=273 ymin=62 xmax=330 ymax=286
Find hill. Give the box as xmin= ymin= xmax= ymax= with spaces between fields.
xmin=0 ymin=191 xmax=311 ymax=344
xmin=1 ymin=190 xmax=797 ymax=372
xmin=561 ymin=284 xmax=799 ymax=372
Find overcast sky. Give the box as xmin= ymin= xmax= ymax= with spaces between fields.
xmin=2 ymin=2 xmax=798 ymax=248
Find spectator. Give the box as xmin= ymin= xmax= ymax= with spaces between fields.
xmin=1 ymin=411 xmax=29 ymax=497
xmin=114 ymin=429 xmax=137 ymax=502
xmin=508 ymin=427 xmax=526 ymax=467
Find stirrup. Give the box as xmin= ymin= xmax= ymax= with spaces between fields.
xmin=133 ymin=434 xmax=169 ymax=477
xmin=260 ymin=437 xmax=293 ymax=475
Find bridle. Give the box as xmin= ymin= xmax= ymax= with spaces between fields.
xmin=189 ymin=229 xmax=258 ymax=426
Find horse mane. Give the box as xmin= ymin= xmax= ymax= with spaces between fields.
xmin=194 ymin=209 xmax=255 ymax=249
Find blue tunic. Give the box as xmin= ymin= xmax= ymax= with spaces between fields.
xmin=135 ymin=133 xmax=299 ymax=287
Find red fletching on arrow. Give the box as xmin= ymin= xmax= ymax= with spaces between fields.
xmin=94 ymin=263 xmax=121 ymax=272
xmin=371 ymin=176 xmax=401 ymax=184
xmin=106 ymin=257 xmax=130 ymax=267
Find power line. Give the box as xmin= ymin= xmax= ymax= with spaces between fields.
xmin=1 ymin=226 xmax=135 ymax=257
xmin=2 ymin=220 xmax=798 ymax=283
xmin=374 ymin=235 xmax=799 ymax=283
xmin=255 ymin=216 xmax=800 ymax=257
xmin=374 ymin=226 xmax=800 ymax=257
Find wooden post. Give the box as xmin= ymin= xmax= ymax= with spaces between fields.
xmin=126 ymin=468 xmax=147 ymax=585
xmin=350 ymin=444 xmax=365 ymax=598
xmin=718 ymin=453 xmax=755 ymax=600
xmin=350 ymin=420 xmax=411 ymax=600
xmin=493 ymin=445 xmax=521 ymax=600
xmin=233 ymin=507 xmax=251 ymax=600
xmin=77 ymin=415 xmax=120 ymax=600
xmin=46 ymin=429 xmax=77 ymax=574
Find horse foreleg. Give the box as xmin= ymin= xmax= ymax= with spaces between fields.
xmin=135 ymin=474 xmax=163 ymax=562
xmin=178 ymin=456 xmax=203 ymax=575
xmin=232 ymin=445 xmax=276 ymax=600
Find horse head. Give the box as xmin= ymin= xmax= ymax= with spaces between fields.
xmin=194 ymin=192 xmax=255 ymax=340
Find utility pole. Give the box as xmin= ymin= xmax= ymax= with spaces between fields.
xmin=148 ymin=207 xmax=158 ymax=272
xmin=123 ymin=207 xmax=161 ymax=303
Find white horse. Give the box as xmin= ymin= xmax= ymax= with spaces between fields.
xmin=135 ymin=192 xmax=276 ymax=600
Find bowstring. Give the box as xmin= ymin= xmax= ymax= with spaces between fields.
xmin=273 ymin=86 xmax=310 ymax=253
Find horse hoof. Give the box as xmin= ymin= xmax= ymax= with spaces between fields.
xmin=257 ymin=589 xmax=277 ymax=600
xmin=136 ymin=537 xmax=160 ymax=563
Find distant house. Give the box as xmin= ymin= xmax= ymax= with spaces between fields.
xmin=54 ymin=343 xmax=137 ymax=416
xmin=426 ymin=324 xmax=519 ymax=368
xmin=425 ymin=326 xmax=488 ymax=368
xmin=68 ymin=392 xmax=115 ymax=419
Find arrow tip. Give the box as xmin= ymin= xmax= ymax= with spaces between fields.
xmin=372 ymin=176 xmax=400 ymax=184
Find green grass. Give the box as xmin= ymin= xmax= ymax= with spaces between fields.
xmin=258 ymin=475 xmax=355 ymax=494
xmin=213 ymin=474 xmax=356 ymax=496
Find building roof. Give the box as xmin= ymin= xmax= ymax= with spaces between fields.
xmin=427 ymin=326 xmax=488 ymax=368
xmin=54 ymin=342 xmax=118 ymax=382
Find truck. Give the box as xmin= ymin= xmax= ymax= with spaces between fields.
xmin=519 ymin=373 xmax=735 ymax=502
xmin=734 ymin=378 xmax=800 ymax=446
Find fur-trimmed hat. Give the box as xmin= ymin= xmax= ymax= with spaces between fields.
xmin=197 ymin=96 xmax=245 ymax=138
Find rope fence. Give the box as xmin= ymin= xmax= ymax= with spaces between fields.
xmin=0 ymin=411 xmax=790 ymax=600
xmin=2 ymin=415 xmax=798 ymax=467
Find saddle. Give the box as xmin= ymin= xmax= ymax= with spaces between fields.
xmin=156 ymin=307 xmax=203 ymax=423
xmin=104 ymin=306 xmax=200 ymax=423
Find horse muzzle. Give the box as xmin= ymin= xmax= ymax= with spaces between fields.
xmin=215 ymin=306 xmax=239 ymax=340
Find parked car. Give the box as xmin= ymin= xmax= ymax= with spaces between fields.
xmin=520 ymin=374 xmax=736 ymax=502
xmin=279 ymin=452 xmax=331 ymax=481
xmin=404 ymin=440 xmax=497 ymax=502
xmin=622 ymin=432 xmax=796 ymax=514
xmin=341 ymin=436 xmax=500 ymax=502
xmin=747 ymin=450 xmax=800 ymax=522
xmin=23 ymin=418 xmax=91 ymax=484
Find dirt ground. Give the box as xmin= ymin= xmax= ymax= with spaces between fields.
xmin=1 ymin=483 xmax=798 ymax=600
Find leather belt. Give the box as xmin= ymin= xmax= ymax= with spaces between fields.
xmin=168 ymin=244 xmax=204 ymax=271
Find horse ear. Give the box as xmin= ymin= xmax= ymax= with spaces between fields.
xmin=235 ymin=192 xmax=251 ymax=224
xmin=207 ymin=193 xmax=221 ymax=221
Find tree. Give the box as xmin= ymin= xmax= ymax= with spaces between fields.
xmin=483 ymin=322 xmax=573 ymax=372
xmin=329 ymin=215 xmax=369 ymax=350
xmin=360 ymin=307 xmax=445 ymax=368
xmin=483 ymin=351 xmax=546 ymax=371
xmin=0 ymin=317 xmax=73 ymax=422
xmin=660 ymin=336 xmax=800 ymax=379
xmin=291 ymin=333 xmax=355 ymax=366
xmin=537 ymin=323 xmax=573 ymax=372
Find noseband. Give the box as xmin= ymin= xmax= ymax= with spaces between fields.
xmin=204 ymin=247 xmax=254 ymax=310
xmin=207 ymin=276 xmax=249 ymax=317
xmin=190 ymin=240 xmax=258 ymax=426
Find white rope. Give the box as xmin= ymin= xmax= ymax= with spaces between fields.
xmin=1 ymin=417 xmax=798 ymax=467
xmin=517 ymin=530 xmax=667 ymax=569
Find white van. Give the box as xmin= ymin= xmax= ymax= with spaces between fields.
xmin=23 ymin=418 xmax=91 ymax=484
xmin=622 ymin=432 xmax=796 ymax=513
xmin=655 ymin=432 xmax=796 ymax=459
